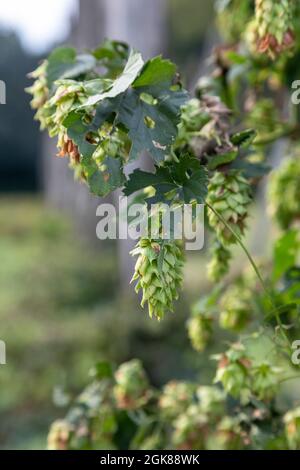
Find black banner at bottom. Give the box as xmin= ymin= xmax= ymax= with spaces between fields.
xmin=0 ymin=450 xmax=299 ymax=466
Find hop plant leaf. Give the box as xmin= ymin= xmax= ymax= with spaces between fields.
xmin=124 ymin=153 xmax=208 ymax=204
xmin=27 ymin=42 xmax=188 ymax=199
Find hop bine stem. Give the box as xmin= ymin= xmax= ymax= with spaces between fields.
xmin=206 ymin=203 xmax=291 ymax=350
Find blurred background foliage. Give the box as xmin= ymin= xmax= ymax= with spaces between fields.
xmin=0 ymin=197 xmax=215 ymax=448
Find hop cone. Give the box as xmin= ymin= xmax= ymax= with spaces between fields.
xmin=268 ymin=156 xmax=300 ymax=229
xmin=138 ymin=433 xmax=164 ymax=451
xmin=196 ymin=386 xmax=225 ymax=418
xmin=207 ymin=240 xmax=231 ymax=282
xmin=213 ymin=417 xmax=244 ymax=450
xmin=251 ymin=362 xmax=280 ymax=401
xmin=219 ymin=284 xmax=251 ymax=332
xmin=255 ymin=0 xmax=295 ymax=58
xmin=214 ymin=344 xmax=252 ymax=401
xmin=26 ymin=61 xmax=49 ymax=129
xmin=45 ymin=80 xmax=90 ymax=142
xmin=113 ymin=360 xmax=150 ymax=410
xmin=172 ymin=405 xmax=207 ymax=450
xmin=207 ymin=171 xmax=252 ymax=246
xmin=131 ymin=239 xmax=184 ymax=320
xmin=159 ymin=381 xmax=195 ymax=419
xmin=284 ymin=407 xmax=300 ymax=450
xmin=187 ymin=313 xmax=213 ymax=352
xmin=245 ymin=98 xmax=282 ymax=141
xmin=216 ymin=0 xmax=253 ymax=43
xmin=47 ymin=420 xmax=73 ymax=450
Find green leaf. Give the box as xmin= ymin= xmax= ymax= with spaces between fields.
xmin=83 ymin=78 xmax=113 ymax=96
xmin=93 ymin=39 xmax=128 ymax=61
xmin=231 ymin=129 xmax=257 ymax=148
xmin=207 ymin=149 xmax=238 ymax=170
xmin=90 ymin=361 xmax=114 ymax=380
xmin=273 ymin=230 xmax=300 ymax=282
xmin=232 ymin=159 xmax=271 ymax=178
xmin=47 ymin=47 xmax=96 ymax=87
xmin=63 ymin=112 xmax=125 ymax=197
xmin=224 ymin=50 xmax=248 ymax=65
xmin=181 ymin=168 xmax=208 ymax=203
xmin=81 ymin=49 xmax=144 ymax=107
xmin=88 ymin=156 xmax=125 ymax=197
xmin=123 ymin=167 xmax=175 ymax=196
xmin=133 ymin=56 xmax=176 ymax=88
xmin=79 ymin=52 xmax=187 ymax=162
xmin=92 ymin=40 xmax=129 ymax=77
xmin=124 ymin=154 xmax=208 ymax=204
xmin=118 ymin=85 xmax=187 ymax=162
xmin=63 ymin=112 xmax=95 ymax=160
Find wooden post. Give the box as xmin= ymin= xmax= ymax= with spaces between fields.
xmin=42 ymin=0 xmax=106 ymax=243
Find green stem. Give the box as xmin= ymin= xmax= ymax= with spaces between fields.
xmin=279 ymin=375 xmax=300 ymax=384
xmin=206 ymin=203 xmax=290 ymax=348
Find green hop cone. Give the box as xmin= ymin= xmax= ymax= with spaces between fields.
xmin=176 ymin=98 xmax=210 ymax=145
xmin=47 ymin=420 xmax=73 ymax=450
xmin=216 ymin=0 xmax=253 ymax=43
xmin=159 ymin=381 xmax=195 ymax=420
xmin=214 ymin=343 xmax=252 ymax=402
xmin=207 ymin=240 xmax=231 ymax=282
xmin=196 ymin=386 xmax=225 ymax=419
xmin=210 ymin=416 xmax=244 ymax=450
xmin=138 ymin=433 xmax=164 ymax=451
xmin=255 ymin=0 xmax=295 ymax=58
xmin=219 ymin=284 xmax=252 ymax=332
xmin=251 ymin=362 xmax=280 ymax=401
xmin=245 ymin=98 xmax=282 ymax=141
xmin=131 ymin=239 xmax=184 ymax=320
xmin=46 ymin=79 xmax=90 ymax=138
xmin=26 ymin=61 xmax=49 ymax=129
xmin=113 ymin=360 xmax=150 ymax=411
xmin=172 ymin=405 xmax=207 ymax=450
xmin=284 ymin=407 xmax=300 ymax=450
xmin=207 ymin=171 xmax=252 ymax=246
xmin=187 ymin=312 xmax=213 ymax=352
xmin=268 ymin=156 xmax=300 ymax=229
